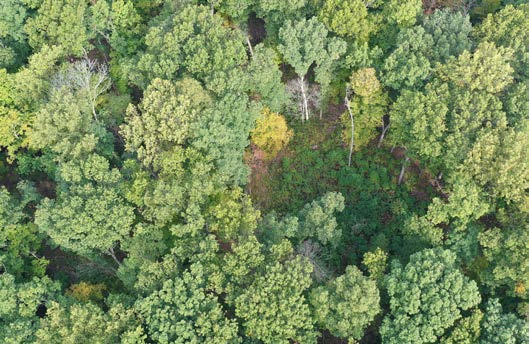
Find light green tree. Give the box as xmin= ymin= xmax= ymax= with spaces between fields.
xmin=35 ymin=154 xmax=134 ymax=258
xmin=121 ymin=78 xmax=211 ymax=169
xmin=135 ymin=263 xmax=241 ymax=344
xmin=0 ymin=273 xmax=60 ymax=344
xmin=25 ymin=0 xmax=92 ymax=57
xmin=380 ymin=248 xmax=481 ymax=344
xmin=235 ymin=255 xmax=317 ymax=343
xmin=318 ymin=0 xmax=378 ymax=42
xmin=310 ymin=265 xmax=380 ymax=341
xmin=137 ymin=4 xmax=246 ymax=94
xmin=278 ymin=17 xmax=346 ymax=120
xmin=480 ymin=299 xmax=529 ymax=344
xmin=297 ymin=192 xmax=345 ymax=247
xmin=29 ymin=87 xmax=113 ymax=161
xmin=475 ymin=4 xmax=529 ymax=75
xmin=35 ymin=301 xmax=145 ymax=344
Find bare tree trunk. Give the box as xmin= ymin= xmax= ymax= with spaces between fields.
xmin=345 ymin=93 xmax=354 ymax=167
xmin=299 ymin=76 xmax=309 ymax=121
xmin=246 ymin=36 xmax=254 ymax=58
xmin=378 ymin=122 xmax=390 ymax=148
xmin=108 ymin=246 xmax=121 ymax=266
xmin=398 ymin=156 xmax=410 ymax=185
xmin=91 ymin=103 xmax=98 ymax=122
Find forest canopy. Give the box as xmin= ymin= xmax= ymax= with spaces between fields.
xmin=0 ymin=0 xmax=528 ymax=343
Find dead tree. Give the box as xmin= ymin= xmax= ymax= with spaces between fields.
xmin=344 ymin=85 xmax=355 ymax=167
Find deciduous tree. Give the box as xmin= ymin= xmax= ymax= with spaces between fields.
xmin=310 ymin=265 xmax=380 ymax=341
xmin=380 ymin=248 xmax=481 ymax=344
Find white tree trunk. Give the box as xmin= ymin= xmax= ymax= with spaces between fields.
xmin=398 ymin=156 xmax=410 ymax=185
xmin=299 ymin=76 xmax=309 ymax=121
xmin=345 ymin=94 xmax=354 ymax=166
xmin=378 ymin=122 xmax=390 ymax=148
xmin=108 ymin=246 xmax=122 ymax=266
xmin=246 ymin=36 xmax=254 ymax=58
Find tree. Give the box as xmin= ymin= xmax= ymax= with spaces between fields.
xmin=318 ymin=0 xmax=377 ymax=42
xmin=0 ymin=273 xmax=60 ymax=343
xmin=35 ymin=154 xmax=135 ymax=258
xmin=248 ymin=44 xmax=289 ymax=112
xmin=11 ymin=44 xmax=64 ymax=111
xmin=380 ymin=248 xmax=481 ymax=344
xmin=362 ymin=247 xmax=388 ymax=283
xmin=475 ymin=4 xmax=529 ymax=76
xmin=25 ymin=0 xmax=92 ymax=57
xmin=343 ymin=67 xmax=388 ymax=161
xmin=475 ymin=4 xmax=529 ymax=77
xmin=382 ymin=26 xmax=434 ymax=90
xmin=297 ymin=192 xmax=345 ymax=247
xmin=278 ymin=17 xmax=346 ymax=120
xmin=0 ymin=45 xmax=64 ymax=159
xmin=480 ymin=299 xmax=529 ymax=344
xmin=310 ymin=265 xmax=380 ymax=341
xmin=190 ymin=92 xmax=258 ymax=184
xmin=479 ymin=223 xmax=529 ymax=299
xmin=121 ymin=78 xmax=211 ymax=169
xmin=381 ymin=0 xmax=423 ymax=28
xmin=0 ymin=0 xmax=30 ymax=70
xmin=464 ymin=123 xmax=529 ymax=208
xmin=0 ymin=70 xmax=29 ymax=159
xmin=0 ymin=184 xmax=46 ymax=280
xmin=135 ymin=263 xmax=240 ymax=344
xmin=251 ymin=107 xmax=293 ymax=160
xmin=204 ymin=187 xmax=260 ymax=241
xmin=390 ymin=42 xmax=513 ymax=177
xmin=437 ymin=42 xmax=514 ymax=94
xmin=422 ymin=9 xmax=473 ymax=63
xmin=255 ymin=0 xmax=307 ymax=38
xmin=51 ymin=57 xmax=111 ymax=122
xmin=29 ymin=87 xmax=114 ymax=162
xmin=35 ymin=301 xmax=145 ymax=344
xmin=235 ymin=255 xmax=317 ymax=343
xmin=137 ymin=4 xmax=246 ymax=94
xmin=440 ymin=310 xmax=482 ymax=344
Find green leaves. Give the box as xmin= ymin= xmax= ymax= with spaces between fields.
xmin=35 ymin=301 xmax=145 ymax=344
xmin=480 ymin=299 xmax=529 ymax=344
xmin=380 ymin=248 xmax=481 ymax=344
xmin=318 ymin=0 xmax=377 ymax=42
xmin=310 ymin=265 xmax=380 ymax=341
xmin=298 ymin=192 xmax=345 ymax=246
xmin=25 ymin=0 xmax=92 ymax=57
xmin=122 ymin=78 xmax=211 ymax=169
xmin=235 ymin=256 xmax=316 ymax=343
xmin=0 ymin=273 xmax=60 ymax=343
xmin=475 ymin=4 xmax=529 ymax=76
xmin=138 ymin=5 xmax=246 ymax=93
xmin=135 ymin=264 xmax=240 ymax=344
xmin=278 ymin=17 xmax=330 ymax=78
xmin=35 ymin=155 xmax=134 ymax=257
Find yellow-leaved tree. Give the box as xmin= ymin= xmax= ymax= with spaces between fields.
xmin=251 ymin=108 xmax=293 ymax=160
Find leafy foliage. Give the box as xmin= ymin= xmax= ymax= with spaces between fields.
xmin=310 ymin=265 xmax=380 ymax=341
xmin=380 ymin=249 xmax=481 ymax=344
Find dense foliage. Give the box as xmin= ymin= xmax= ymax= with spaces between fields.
xmin=0 ymin=1 xmax=528 ymax=343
